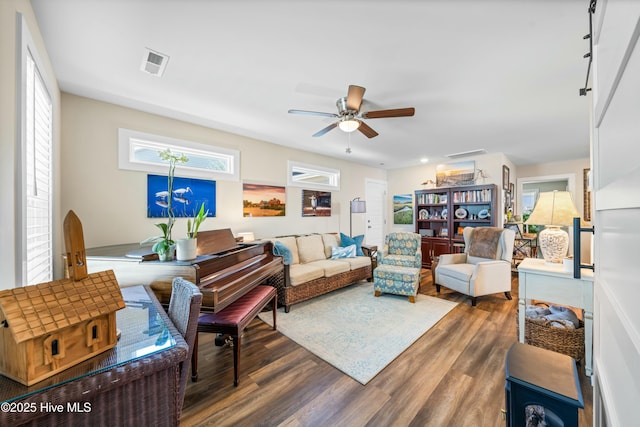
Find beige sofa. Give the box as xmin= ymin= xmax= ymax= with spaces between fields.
xmin=267 ymin=233 xmax=374 ymax=312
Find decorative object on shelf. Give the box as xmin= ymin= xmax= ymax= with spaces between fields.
xmin=454 ymin=207 xmax=467 ymax=219
xmin=421 ymin=179 xmax=436 ymax=188
xmin=502 ymin=165 xmax=510 ymax=190
xmin=142 ymin=149 xmax=188 ymax=261
xmin=441 ymin=208 xmax=448 ymax=220
xmin=525 ymin=191 xmax=582 ymax=264
xmin=419 ymin=209 xmax=429 ymax=220
xmin=350 ymin=197 xmax=367 ymax=237
xmin=474 ymin=169 xmax=488 ymax=184
xmin=478 ymin=209 xmax=490 ymax=219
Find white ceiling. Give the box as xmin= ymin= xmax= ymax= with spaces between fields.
xmin=31 ymin=0 xmax=592 ymax=169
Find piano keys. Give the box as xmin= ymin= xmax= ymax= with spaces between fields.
xmin=71 ymin=229 xmax=284 ymax=313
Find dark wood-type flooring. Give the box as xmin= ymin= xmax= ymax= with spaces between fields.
xmin=180 ymin=271 xmax=593 ymax=427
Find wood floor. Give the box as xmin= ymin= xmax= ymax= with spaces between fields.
xmin=180 ymin=271 xmax=593 ymax=427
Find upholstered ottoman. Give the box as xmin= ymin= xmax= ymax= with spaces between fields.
xmin=373 ymin=264 xmax=421 ymax=302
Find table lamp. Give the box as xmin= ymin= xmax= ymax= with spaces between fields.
xmin=524 ymin=191 xmax=581 ymax=264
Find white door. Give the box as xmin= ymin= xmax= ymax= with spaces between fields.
xmin=365 ymin=179 xmax=387 ymax=248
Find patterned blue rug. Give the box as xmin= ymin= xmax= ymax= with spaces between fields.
xmin=258 ymin=282 xmax=458 ymax=384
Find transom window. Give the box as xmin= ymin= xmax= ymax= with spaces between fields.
xmin=287 ymin=161 xmax=340 ymax=191
xmin=118 ymin=129 xmax=240 ymax=181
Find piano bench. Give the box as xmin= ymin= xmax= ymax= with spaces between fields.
xmin=191 ymin=285 xmax=277 ymax=387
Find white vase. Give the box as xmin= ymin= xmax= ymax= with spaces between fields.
xmin=176 ymin=238 xmax=197 ymax=261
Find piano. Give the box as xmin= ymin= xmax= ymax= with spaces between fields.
xmin=72 ymin=228 xmax=284 ymax=313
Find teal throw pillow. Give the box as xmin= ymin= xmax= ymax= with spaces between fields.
xmin=340 ymin=232 xmax=364 ymax=256
xmin=273 ymin=240 xmax=293 ymax=265
xmin=331 ymin=244 xmax=356 ymax=259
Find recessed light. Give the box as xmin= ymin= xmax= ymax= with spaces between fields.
xmin=420 ymin=158 xmax=428 ymax=163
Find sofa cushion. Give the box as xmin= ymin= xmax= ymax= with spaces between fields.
xmin=338 ymin=256 xmax=371 ymax=270
xmin=296 ymin=234 xmax=327 ymax=263
xmin=331 ymin=244 xmax=356 ymax=259
xmin=340 ymin=233 xmax=364 ymax=256
xmin=273 ymin=241 xmax=293 ymax=265
xmin=288 ymin=263 xmax=324 ymax=286
xmin=275 ymin=236 xmax=299 ymax=265
xmin=307 ymin=259 xmax=351 ymax=277
xmin=322 ymin=233 xmax=341 ymax=258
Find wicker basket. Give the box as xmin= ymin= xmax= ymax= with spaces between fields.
xmin=517 ymin=309 xmax=585 ymax=362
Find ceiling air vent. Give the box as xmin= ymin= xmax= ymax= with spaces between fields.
xmin=140 ymin=48 xmax=169 ymax=77
xmin=445 ymin=149 xmax=487 ymax=159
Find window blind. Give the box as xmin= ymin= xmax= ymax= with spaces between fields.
xmin=25 ymin=50 xmax=53 ymax=285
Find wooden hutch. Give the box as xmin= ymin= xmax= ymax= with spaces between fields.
xmin=415 ymin=184 xmax=497 ymax=268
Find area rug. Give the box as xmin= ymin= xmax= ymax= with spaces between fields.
xmin=258 ymin=282 xmax=458 ymax=384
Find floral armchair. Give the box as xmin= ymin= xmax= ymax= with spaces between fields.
xmin=377 ymin=232 xmax=422 ymax=268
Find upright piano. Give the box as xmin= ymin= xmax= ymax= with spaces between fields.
xmin=73 ymin=228 xmax=284 ymax=312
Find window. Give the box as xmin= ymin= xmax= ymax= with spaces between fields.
xmin=19 ymin=16 xmax=54 ymax=285
xmin=287 ymin=161 xmax=340 ymax=191
xmin=118 ymin=128 xmax=240 ymax=181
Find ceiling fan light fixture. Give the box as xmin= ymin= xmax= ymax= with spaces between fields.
xmin=339 ymin=118 xmax=360 ymax=132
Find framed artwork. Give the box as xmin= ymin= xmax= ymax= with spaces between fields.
xmin=436 ymin=161 xmax=475 ymax=187
xmin=393 ymin=194 xmax=413 ymax=224
xmin=242 ymin=183 xmax=286 ymax=217
xmin=502 ymin=165 xmax=510 ymax=190
xmin=505 ymin=191 xmax=512 ymax=214
xmin=302 ymin=189 xmax=331 ymax=216
xmin=147 ymin=174 xmax=216 ymax=218
xmin=509 ymin=182 xmax=514 ymax=195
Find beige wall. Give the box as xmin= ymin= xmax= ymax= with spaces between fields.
xmin=1 ymin=0 xmax=61 ymax=289
xmin=61 ymin=94 xmax=386 ymax=250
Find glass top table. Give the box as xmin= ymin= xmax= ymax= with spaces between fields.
xmin=1 ymin=286 xmax=179 ymax=403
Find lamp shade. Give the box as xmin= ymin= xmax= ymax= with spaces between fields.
xmin=524 ymin=191 xmax=581 ymax=226
xmin=525 ymin=191 xmax=581 ymax=264
xmin=350 ymin=200 xmax=366 ymax=213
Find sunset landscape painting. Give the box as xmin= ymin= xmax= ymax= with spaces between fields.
xmin=243 ymin=183 xmax=286 ymax=217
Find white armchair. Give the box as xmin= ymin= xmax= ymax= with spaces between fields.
xmin=434 ymin=227 xmax=515 ymax=306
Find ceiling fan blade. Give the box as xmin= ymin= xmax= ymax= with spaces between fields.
xmin=362 ymin=107 xmax=415 ymax=119
xmin=346 ymin=85 xmax=366 ymax=111
xmin=357 ymin=121 xmax=378 ymax=138
xmin=288 ymin=109 xmax=339 ymax=118
xmin=313 ymin=122 xmax=338 ymax=137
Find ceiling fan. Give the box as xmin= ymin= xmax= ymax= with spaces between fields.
xmin=288 ymin=85 xmax=415 ymax=138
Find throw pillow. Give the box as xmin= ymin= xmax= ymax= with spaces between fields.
xmin=340 ymin=232 xmax=364 ymax=256
xmin=331 ymin=244 xmax=356 ymax=259
xmin=273 ymin=240 xmax=293 ymax=265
